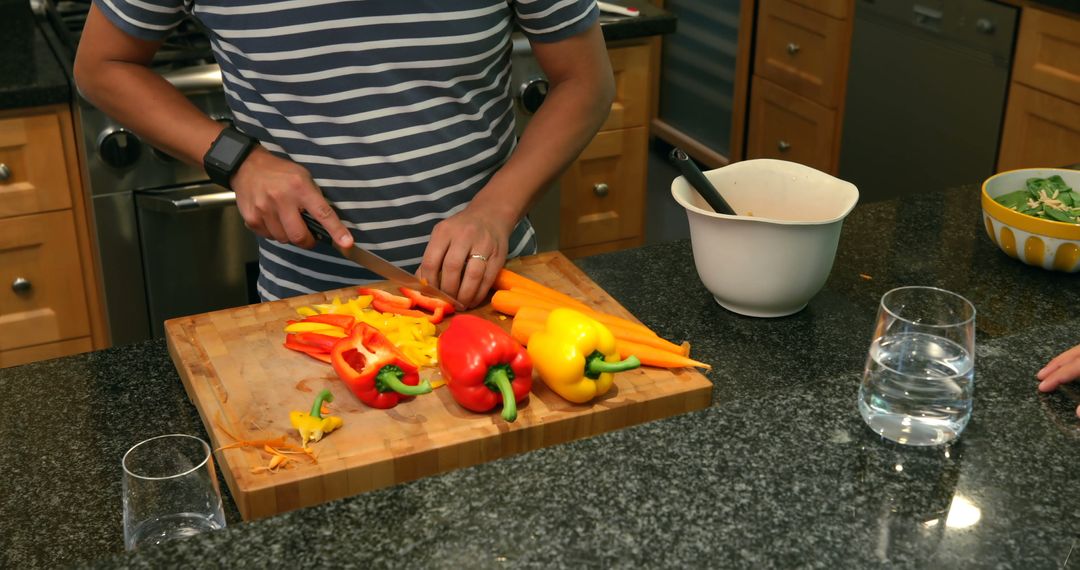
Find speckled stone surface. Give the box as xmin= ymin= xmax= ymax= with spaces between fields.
xmin=0 ymin=0 xmax=70 ymax=110
xmin=4 ymin=184 xmax=1080 ymax=569
xmin=599 ymin=0 xmax=676 ymax=41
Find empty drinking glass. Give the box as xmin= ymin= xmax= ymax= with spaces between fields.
xmin=858 ymin=286 xmax=976 ymax=446
xmin=122 ymin=434 xmax=226 ymax=550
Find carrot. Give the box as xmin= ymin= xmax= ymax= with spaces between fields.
xmin=516 ymin=306 xmax=688 ymax=356
xmin=495 ymin=268 xmax=593 ymax=311
xmin=491 ymin=289 xmax=658 ymax=338
xmin=512 ymin=315 xmax=711 ymax=370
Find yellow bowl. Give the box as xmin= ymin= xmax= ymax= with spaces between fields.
xmin=981 ymin=168 xmax=1080 ymax=273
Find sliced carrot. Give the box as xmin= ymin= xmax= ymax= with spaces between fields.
xmin=512 ymin=315 xmax=710 ymax=370
xmin=494 ymin=268 xmax=592 ymax=311
xmin=491 ymin=289 xmax=657 ymax=338
xmin=515 ymin=306 xmax=687 ymax=356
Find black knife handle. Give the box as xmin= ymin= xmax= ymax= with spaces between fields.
xmin=300 ymin=211 xmax=333 ymax=242
xmin=668 ymin=148 xmax=737 ymax=216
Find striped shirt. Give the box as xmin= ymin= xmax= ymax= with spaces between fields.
xmin=95 ymin=0 xmax=599 ymax=300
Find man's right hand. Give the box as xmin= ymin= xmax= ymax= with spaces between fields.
xmin=231 ymin=146 xmax=353 ymax=250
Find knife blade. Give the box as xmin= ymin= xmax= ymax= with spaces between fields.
xmin=300 ymin=211 xmax=466 ymax=312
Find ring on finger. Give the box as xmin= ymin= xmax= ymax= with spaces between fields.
xmin=469 ymin=253 xmax=489 ymax=262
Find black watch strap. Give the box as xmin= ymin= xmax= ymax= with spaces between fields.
xmin=203 ymin=127 xmax=257 ymax=190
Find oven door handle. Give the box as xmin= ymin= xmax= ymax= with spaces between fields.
xmin=139 ymin=190 xmax=237 ymax=212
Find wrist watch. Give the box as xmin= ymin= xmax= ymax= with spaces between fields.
xmin=203 ymin=127 xmax=257 ymax=189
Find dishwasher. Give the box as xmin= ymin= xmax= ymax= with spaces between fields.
xmin=838 ymin=0 xmax=1018 ymax=203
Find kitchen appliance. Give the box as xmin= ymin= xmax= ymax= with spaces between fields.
xmin=166 ymin=252 xmax=712 ymax=520
xmin=839 ymin=0 xmax=1018 ymax=203
xmin=32 ymin=0 xmax=560 ymax=345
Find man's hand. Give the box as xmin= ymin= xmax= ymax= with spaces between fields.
xmin=1037 ymin=343 xmax=1080 ymax=417
xmin=419 ymin=203 xmax=513 ymax=309
xmin=231 ymin=146 xmax=353 ymax=249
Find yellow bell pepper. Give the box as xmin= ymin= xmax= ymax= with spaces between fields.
xmin=527 ymin=308 xmax=641 ymax=403
xmin=289 ymin=389 xmax=343 ymax=448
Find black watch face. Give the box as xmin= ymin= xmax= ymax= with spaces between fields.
xmin=214 ymin=134 xmax=248 ymax=164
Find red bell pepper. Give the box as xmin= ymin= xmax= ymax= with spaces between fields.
xmin=300 ymin=313 xmax=355 ymax=331
xmin=331 ymin=322 xmax=431 ymax=409
xmin=437 ymin=315 xmax=532 ymax=422
xmin=400 ymin=287 xmax=455 ymax=324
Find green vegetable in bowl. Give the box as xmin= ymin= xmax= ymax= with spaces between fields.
xmin=993 ymin=175 xmax=1080 ymax=225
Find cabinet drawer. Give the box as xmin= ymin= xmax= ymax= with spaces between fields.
xmin=558 ymin=126 xmax=647 ymax=250
xmin=747 ymin=76 xmax=837 ymax=173
xmin=600 ymin=43 xmax=651 ymax=131
xmin=1 ymin=337 xmax=93 ymax=368
xmin=1012 ymin=8 xmax=1080 ymax=106
xmin=0 ymin=111 xmax=74 ymax=218
xmin=997 ymin=82 xmax=1080 ymax=172
xmin=0 ymin=210 xmax=91 ymax=350
xmin=785 ymin=0 xmax=849 ymax=20
xmin=755 ymin=0 xmax=849 ymax=108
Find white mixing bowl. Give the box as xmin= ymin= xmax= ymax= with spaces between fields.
xmin=671 ymin=159 xmax=860 ymax=317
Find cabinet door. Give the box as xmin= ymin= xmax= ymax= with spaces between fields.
xmin=558 ymin=126 xmax=647 ymax=250
xmin=600 ymin=43 xmax=652 ymax=131
xmin=755 ymin=0 xmax=849 ymax=108
xmin=0 ymin=112 xmax=74 ymax=218
xmin=1 ymin=337 xmax=93 ymax=369
xmin=0 ymin=210 xmax=91 ymax=351
xmin=747 ymin=76 xmax=837 ymax=172
xmin=997 ymin=82 xmax=1080 ymax=172
xmin=1012 ymin=8 xmax=1080 ymax=106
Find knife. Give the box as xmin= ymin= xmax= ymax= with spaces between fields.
xmin=300 ymin=211 xmax=466 ymax=312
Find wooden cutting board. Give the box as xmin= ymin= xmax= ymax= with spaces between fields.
xmin=166 ymin=251 xmax=713 ymax=520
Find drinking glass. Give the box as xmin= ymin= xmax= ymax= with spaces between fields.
xmin=858 ymin=286 xmax=976 ymax=446
xmin=122 ymin=434 xmax=226 ymax=550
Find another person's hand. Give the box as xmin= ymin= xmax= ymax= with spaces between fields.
xmin=419 ymin=204 xmax=513 ymax=309
xmin=231 ymin=146 xmax=353 ymax=249
xmin=1037 ymin=343 xmax=1080 ymax=417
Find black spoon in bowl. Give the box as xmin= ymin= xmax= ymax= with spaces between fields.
xmin=668 ymin=148 xmax=737 ymax=215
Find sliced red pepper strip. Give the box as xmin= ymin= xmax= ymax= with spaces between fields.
xmin=372 ymin=298 xmax=429 ymax=319
xmin=300 ymin=313 xmax=355 ymax=331
xmin=292 ymin=332 xmax=340 ymax=352
xmin=331 ymin=323 xmax=431 ymax=409
xmin=400 ymin=287 xmax=455 ymax=324
xmin=284 ymin=336 xmax=333 ymax=364
xmin=357 ymin=287 xmax=412 ymax=309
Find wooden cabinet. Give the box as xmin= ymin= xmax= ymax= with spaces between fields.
xmin=998 ymin=7 xmax=1080 ymax=171
xmin=558 ymin=41 xmax=652 ymax=258
xmin=745 ymin=0 xmax=852 ymax=174
xmin=0 ymin=104 xmax=106 ymax=368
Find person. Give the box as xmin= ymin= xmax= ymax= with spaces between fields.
xmin=1037 ymin=343 xmax=1080 ymax=417
xmin=73 ymin=0 xmax=615 ymax=308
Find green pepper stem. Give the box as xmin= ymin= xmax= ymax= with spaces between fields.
xmin=486 ymin=367 xmax=518 ymax=423
xmin=377 ymin=366 xmax=432 ymax=396
xmin=588 ymin=354 xmax=642 ymax=375
xmin=310 ymin=389 xmax=334 ymax=418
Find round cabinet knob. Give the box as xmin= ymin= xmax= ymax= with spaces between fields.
xmin=786 ymin=42 xmax=800 ymax=55
xmin=0 ymin=163 xmax=10 ymax=182
xmin=519 ymin=78 xmax=549 ymax=115
xmin=12 ymin=277 xmax=32 ymax=294
xmin=778 ymin=140 xmax=792 ymax=152
xmin=975 ymin=18 xmax=995 ymax=34
xmin=593 ymin=182 xmax=609 ymax=197
xmin=99 ymin=130 xmax=142 ymax=169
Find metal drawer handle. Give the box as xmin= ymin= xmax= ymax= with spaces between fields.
xmin=786 ymin=42 xmax=800 ymax=55
xmin=12 ymin=277 xmax=31 ymax=294
xmin=593 ymin=183 xmax=609 ymax=197
xmin=778 ymin=140 xmax=792 ymax=152
xmin=0 ymin=163 xmax=10 ymax=182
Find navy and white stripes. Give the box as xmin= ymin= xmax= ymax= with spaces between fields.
xmin=95 ymin=0 xmax=599 ymax=299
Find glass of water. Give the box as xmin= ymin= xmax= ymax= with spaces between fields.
xmin=122 ymin=434 xmax=226 ymax=550
xmin=858 ymin=286 xmax=976 ymax=446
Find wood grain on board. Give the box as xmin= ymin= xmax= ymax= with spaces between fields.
xmin=166 ymin=251 xmax=713 ymax=520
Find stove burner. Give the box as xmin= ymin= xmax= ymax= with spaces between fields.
xmin=49 ymin=0 xmax=214 ymax=70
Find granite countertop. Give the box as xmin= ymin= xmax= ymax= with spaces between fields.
xmin=3 ymin=184 xmax=1078 ymax=568
xmin=0 ymin=0 xmax=70 ymax=110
